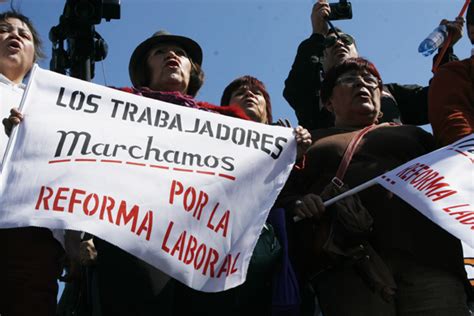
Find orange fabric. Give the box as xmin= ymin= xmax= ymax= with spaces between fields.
xmin=429 ymin=57 xmax=474 ymax=147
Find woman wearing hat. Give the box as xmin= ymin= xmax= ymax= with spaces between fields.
xmin=122 ymin=30 xmax=249 ymax=118
xmin=88 ymin=32 xmax=253 ymax=315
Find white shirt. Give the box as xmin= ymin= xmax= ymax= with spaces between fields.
xmin=0 ymin=73 xmax=64 ymax=247
xmin=0 ymin=74 xmax=24 ymax=170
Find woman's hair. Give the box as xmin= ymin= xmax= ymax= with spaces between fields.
xmin=142 ymin=46 xmax=204 ymax=97
xmin=186 ymin=60 xmax=205 ymax=97
xmin=0 ymin=11 xmax=44 ymax=61
xmin=220 ymin=75 xmax=272 ymax=123
xmin=320 ymin=57 xmax=382 ymax=105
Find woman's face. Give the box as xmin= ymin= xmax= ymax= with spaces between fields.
xmin=229 ymin=85 xmax=268 ymax=123
xmin=325 ymin=70 xmax=381 ymax=128
xmin=146 ymin=43 xmax=192 ymax=94
xmin=0 ymin=17 xmax=35 ymax=83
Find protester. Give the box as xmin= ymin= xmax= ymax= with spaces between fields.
xmin=171 ymin=75 xmax=311 ymax=316
xmin=93 ymin=31 xmax=255 ymax=315
xmin=280 ymin=57 xmax=470 ymax=316
xmin=220 ymin=75 xmax=311 ymax=160
xmin=0 ymin=11 xmax=64 ymax=316
xmin=283 ymin=0 xmax=464 ymax=130
xmin=429 ymin=2 xmax=474 ymax=146
xmin=3 ymin=29 xmax=252 ymax=315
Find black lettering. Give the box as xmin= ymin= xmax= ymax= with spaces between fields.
xmin=55 ymin=130 xmax=92 ymax=157
xmin=70 ymin=91 xmax=85 ymax=110
xmin=271 ymin=137 xmax=287 ymax=159
xmin=261 ymin=133 xmax=273 ymax=155
xmin=221 ymin=156 xmax=235 ymax=171
xmin=204 ymin=155 xmax=219 ymax=168
xmin=110 ymin=98 xmax=124 ymax=118
xmin=85 ymin=94 xmax=100 ymax=113
xmin=56 ymin=87 xmax=67 ymax=107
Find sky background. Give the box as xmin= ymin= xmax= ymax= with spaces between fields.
xmin=1 ymin=0 xmax=472 ymax=127
xmin=1 ymin=0 xmax=472 ymax=299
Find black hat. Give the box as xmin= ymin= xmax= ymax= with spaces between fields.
xmin=128 ymin=30 xmax=203 ymax=88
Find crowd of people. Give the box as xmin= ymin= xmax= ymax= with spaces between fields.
xmin=0 ymin=0 xmax=473 ymax=315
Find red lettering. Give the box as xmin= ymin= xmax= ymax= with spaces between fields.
xmin=215 ymin=210 xmax=230 ymax=237
xmin=115 ymin=201 xmax=139 ymax=232
xmin=161 ymin=221 xmax=174 ymax=252
xmin=194 ymin=244 xmax=207 ymax=270
xmin=202 ymin=248 xmax=219 ymax=277
xmin=217 ymin=254 xmax=231 ymax=278
xmin=183 ymin=186 xmax=196 ymax=212
xmin=217 ymin=253 xmax=240 ymax=277
xmin=443 ymin=204 xmax=470 ymax=213
xmin=396 ymin=163 xmax=419 ymax=179
xmin=136 ymin=210 xmax=153 ymax=241
xmin=427 ymin=189 xmax=457 ymax=202
xmin=84 ymin=193 xmax=99 ymax=216
xmin=193 ymin=191 xmax=208 ymax=220
xmin=417 ymin=176 xmax=447 ymax=193
xmin=35 ymin=186 xmax=54 ymax=210
xmin=99 ymin=196 xmax=115 ymax=223
xmin=171 ymin=230 xmax=187 ymax=260
xmin=53 ymin=187 xmax=70 ymax=212
xmin=68 ymin=189 xmax=86 ymax=213
xmin=207 ymin=203 xmax=219 ymax=231
xmin=183 ymin=235 xmax=197 ymax=264
xmin=460 ymin=216 xmax=474 ymax=224
xmin=404 ymin=164 xmax=429 ymax=182
xmin=230 ymin=252 xmax=240 ymax=274
xmin=412 ymin=170 xmax=438 ymax=189
xmin=169 ymin=180 xmax=183 ymax=204
xmin=450 ymin=211 xmax=474 ymax=220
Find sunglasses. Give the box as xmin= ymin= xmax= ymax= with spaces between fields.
xmin=324 ymin=34 xmax=355 ymax=48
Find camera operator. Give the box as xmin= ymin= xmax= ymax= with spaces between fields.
xmin=283 ymin=0 xmax=464 ymax=131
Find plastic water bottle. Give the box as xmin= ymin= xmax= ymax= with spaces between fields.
xmin=418 ymin=25 xmax=448 ymax=56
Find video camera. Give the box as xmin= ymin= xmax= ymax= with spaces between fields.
xmin=328 ymin=0 xmax=352 ymax=21
xmin=50 ymin=0 xmax=121 ymax=81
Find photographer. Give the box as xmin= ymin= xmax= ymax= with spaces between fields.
xmin=283 ymin=0 xmax=464 ymax=130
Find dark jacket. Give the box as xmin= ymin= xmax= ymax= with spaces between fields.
xmin=283 ymin=33 xmax=458 ymax=130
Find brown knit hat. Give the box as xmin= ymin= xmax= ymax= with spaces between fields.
xmin=220 ymin=76 xmax=272 ymax=123
xmin=129 ymin=30 xmax=203 ymax=89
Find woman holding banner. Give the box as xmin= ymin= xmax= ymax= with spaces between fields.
xmin=280 ymin=57 xmax=470 ymax=316
xmin=89 ymin=31 xmax=254 ymax=315
xmin=4 ymin=30 xmax=252 ymax=315
xmin=0 ymin=11 xmax=65 ymax=316
xmin=169 ymin=75 xmax=311 ymax=316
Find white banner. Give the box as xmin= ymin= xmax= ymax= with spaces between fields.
xmin=0 ymin=66 xmax=296 ymax=292
xmin=375 ymin=135 xmax=474 ymax=247
xmin=0 ymin=77 xmax=23 ymax=171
